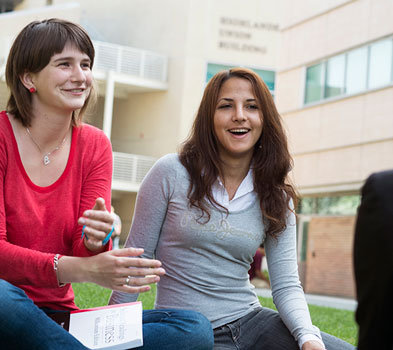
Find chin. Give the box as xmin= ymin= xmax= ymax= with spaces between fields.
xmin=67 ymin=101 xmax=86 ymax=110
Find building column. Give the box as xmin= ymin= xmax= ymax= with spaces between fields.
xmin=102 ymin=70 xmax=115 ymax=140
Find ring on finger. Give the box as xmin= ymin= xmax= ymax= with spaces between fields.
xmin=125 ymin=276 xmax=131 ymax=286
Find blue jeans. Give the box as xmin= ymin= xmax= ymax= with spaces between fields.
xmin=213 ymin=307 xmax=355 ymax=350
xmin=0 ymin=279 xmax=213 ymax=350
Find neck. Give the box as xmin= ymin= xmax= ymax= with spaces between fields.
xmin=219 ymin=153 xmax=252 ymax=183
xmin=28 ymin=107 xmax=73 ymax=149
xmin=218 ymin=154 xmax=252 ymax=200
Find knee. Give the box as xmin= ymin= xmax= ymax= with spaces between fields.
xmin=143 ymin=309 xmax=214 ymax=350
xmin=181 ymin=310 xmax=214 ymax=350
xmin=0 ymin=279 xmax=30 ymax=315
xmin=0 ymin=279 xmax=27 ymax=299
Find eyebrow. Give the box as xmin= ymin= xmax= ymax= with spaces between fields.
xmin=218 ymin=98 xmax=256 ymax=102
xmin=52 ymin=56 xmax=91 ymax=63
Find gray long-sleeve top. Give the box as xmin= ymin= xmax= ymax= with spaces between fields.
xmin=110 ymin=154 xmax=321 ymax=342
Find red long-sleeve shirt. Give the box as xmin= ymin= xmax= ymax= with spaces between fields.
xmin=0 ymin=111 xmax=113 ymax=310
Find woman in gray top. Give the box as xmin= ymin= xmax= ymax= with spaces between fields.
xmin=110 ymin=68 xmax=354 ymax=350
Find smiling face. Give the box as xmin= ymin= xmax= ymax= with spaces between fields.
xmin=213 ymin=77 xmax=263 ymax=163
xmin=26 ymin=42 xmax=93 ymax=116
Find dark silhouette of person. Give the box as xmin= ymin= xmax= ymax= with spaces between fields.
xmin=354 ymin=169 xmax=393 ymax=350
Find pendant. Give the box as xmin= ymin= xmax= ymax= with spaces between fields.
xmin=43 ymin=155 xmax=50 ymax=165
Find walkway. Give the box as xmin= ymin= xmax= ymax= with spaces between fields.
xmin=255 ymin=288 xmax=357 ymax=311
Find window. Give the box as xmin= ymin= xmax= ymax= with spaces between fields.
xmin=253 ymin=68 xmax=275 ymax=92
xmin=368 ymin=39 xmax=392 ymax=89
xmin=325 ymin=54 xmax=345 ymax=98
xmin=345 ymin=47 xmax=367 ymax=94
xmin=206 ymin=63 xmax=275 ymax=95
xmin=304 ymin=37 xmax=393 ymax=104
xmin=298 ymin=195 xmax=361 ymax=216
xmin=206 ymin=63 xmax=233 ymax=82
xmin=304 ymin=63 xmax=324 ymax=104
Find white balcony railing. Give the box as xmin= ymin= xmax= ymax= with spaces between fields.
xmin=112 ymin=152 xmax=157 ymax=192
xmin=93 ymin=40 xmax=168 ymax=82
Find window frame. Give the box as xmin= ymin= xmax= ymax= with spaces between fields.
xmin=303 ymin=36 xmax=393 ymax=106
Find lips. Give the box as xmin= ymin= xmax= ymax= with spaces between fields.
xmin=228 ymin=128 xmax=250 ymax=135
xmin=64 ymin=88 xmax=85 ymax=92
xmin=70 ymin=89 xmax=84 ymax=92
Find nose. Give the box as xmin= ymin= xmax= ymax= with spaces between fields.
xmin=232 ymin=105 xmax=247 ymax=122
xmin=71 ymin=65 xmax=86 ymax=83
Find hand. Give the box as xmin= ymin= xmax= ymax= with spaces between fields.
xmin=78 ymin=198 xmax=115 ymax=251
xmin=74 ymin=247 xmax=166 ymax=293
xmin=302 ymin=340 xmax=326 ymax=350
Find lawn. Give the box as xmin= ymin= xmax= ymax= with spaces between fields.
xmin=72 ymin=283 xmax=358 ymax=346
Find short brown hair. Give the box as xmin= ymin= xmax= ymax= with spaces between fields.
xmin=5 ymin=18 xmax=95 ymax=126
xmin=180 ymin=67 xmax=297 ymax=238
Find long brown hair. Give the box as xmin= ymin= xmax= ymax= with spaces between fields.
xmin=5 ymin=18 xmax=96 ymax=127
xmin=179 ymin=67 xmax=297 ymax=238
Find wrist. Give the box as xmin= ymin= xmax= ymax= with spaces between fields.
xmin=53 ymin=254 xmax=66 ymax=287
xmin=299 ymin=334 xmax=325 ymax=349
xmin=57 ymin=256 xmax=88 ymax=284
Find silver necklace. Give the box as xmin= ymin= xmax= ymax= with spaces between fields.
xmin=26 ymin=127 xmax=69 ymax=166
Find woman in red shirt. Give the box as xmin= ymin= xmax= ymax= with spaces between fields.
xmin=0 ymin=19 xmax=212 ymax=350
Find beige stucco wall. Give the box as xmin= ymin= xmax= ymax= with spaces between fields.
xmin=275 ymin=67 xmax=304 ymax=113
xmin=279 ymin=0 xmax=352 ymax=30
xmin=285 ymin=88 xmax=393 ymax=155
xmin=0 ymin=84 xmax=8 ymax=111
xmin=0 ymin=2 xmax=80 ymax=39
xmin=277 ymin=0 xmax=393 ymax=194
xmin=111 ymin=90 xmax=181 ymax=157
xmin=112 ymin=192 xmax=137 ymax=244
xmin=279 ymin=0 xmax=393 ymax=71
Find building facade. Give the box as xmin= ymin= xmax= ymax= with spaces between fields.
xmin=276 ymin=0 xmax=393 ymax=297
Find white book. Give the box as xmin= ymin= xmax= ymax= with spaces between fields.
xmin=59 ymin=302 xmax=143 ymax=350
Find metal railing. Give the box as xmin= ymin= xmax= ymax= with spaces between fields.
xmin=112 ymin=152 xmax=157 ymax=191
xmin=93 ymin=40 xmax=168 ymax=82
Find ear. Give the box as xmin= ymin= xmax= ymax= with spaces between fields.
xmin=20 ymin=71 xmax=35 ymax=91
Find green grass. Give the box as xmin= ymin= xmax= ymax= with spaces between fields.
xmin=257 ymin=296 xmax=357 ymax=345
xmin=72 ymin=282 xmax=157 ymax=309
xmin=72 ymin=283 xmax=357 ymax=345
